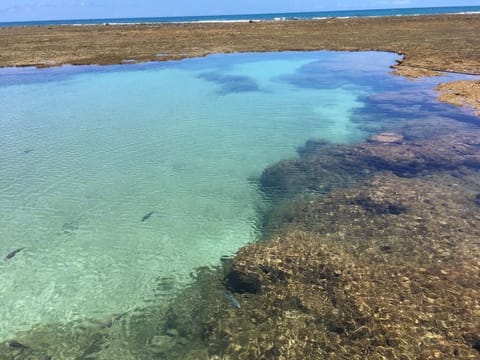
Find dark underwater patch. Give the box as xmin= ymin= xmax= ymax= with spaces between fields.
xmin=4 ymin=247 xmax=25 ymax=260
xmin=353 ymin=89 xmax=480 ymax=132
xmin=198 ymin=72 xmax=260 ymax=94
xmin=276 ymin=59 xmax=396 ymax=90
xmin=61 ymin=221 xmax=79 ymax=235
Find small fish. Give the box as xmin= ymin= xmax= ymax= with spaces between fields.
xmin=7 ymin=340 xmax=30 ymax=349
xmin=5 ymin=247 xmax=25 ymax=260
xmin=23 ymin=149 xmax=34 ymax=154
xmin=100 ymin=312 xmax=127 ymax=329
xmin=223 ymin=291 xmax=241 ymax=309
xmin=141 ymin=211 xmax=154 ymax=222
xmin=61 ymin=221 xmax=79 ymax=235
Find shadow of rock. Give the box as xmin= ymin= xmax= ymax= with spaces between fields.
xmin=198 ymin=72 xmax=260 ymax=94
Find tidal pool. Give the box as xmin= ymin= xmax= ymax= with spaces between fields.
xmin=0 ymin=51 xmax=477 ymax=352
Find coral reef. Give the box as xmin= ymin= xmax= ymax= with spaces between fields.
xmin=260 ymin=120 xmax=480 ymax=201
xmin=367 ymin=132 xmax=404 ymax=144
xmin=220 ymin=171 xmax=480 ymax=359
xmin=212 ymin=120 xmax=480 ymax=359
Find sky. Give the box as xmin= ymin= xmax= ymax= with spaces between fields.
xmin=0 ymin=0 xmax=479 ymax=22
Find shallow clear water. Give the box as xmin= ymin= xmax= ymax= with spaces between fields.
xmin=0 ymin=50 xmax=469 ymax=342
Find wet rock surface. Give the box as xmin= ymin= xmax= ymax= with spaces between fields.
xmin=437 ymin=80 xmax=480 ymax=115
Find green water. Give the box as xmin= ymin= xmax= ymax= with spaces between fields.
xmin=0 ymin=51 xmax=399 ymax=340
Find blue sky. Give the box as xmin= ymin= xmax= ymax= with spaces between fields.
xmin=1 ymin=0 xmax=479 ymax=22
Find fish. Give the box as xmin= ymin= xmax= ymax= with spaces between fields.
xmin=23 ymin=149 xmax=34 ymax=154
xmin=6 ymin=339 xmax=52 ymax=359
xmin=223 ymin=291 xmax=241 ymax=309
xmin=141 ymin=211 xmax=154 ymax=222
xmin=7 ymin=340 xmax=30 ymax=349
xmin=61 ymin=221 xmax=79 ymax=235
xmin=100 ymin=312 xmax=127 ymax=329
xmin=5 ymin=247 xmax=25 ymax=260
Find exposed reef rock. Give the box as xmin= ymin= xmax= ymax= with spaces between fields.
xmin=436 ymin=80 xmax=480 ymax=116
xmin=351 ymin=131 xmax=480 ymax=176
xmin=3 ymin=14 xmax=479 ymax=118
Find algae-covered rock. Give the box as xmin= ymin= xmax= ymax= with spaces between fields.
xmin=218 ymin=172 xmax=480 ymax=359
xmin=261 ymin=126 xmax=480 ymax=200
xmin=221 ymin=119 xmax=480 ymax=359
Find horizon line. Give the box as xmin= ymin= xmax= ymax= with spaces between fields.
xmin=1 ymin=5 xmax=479 ymax=24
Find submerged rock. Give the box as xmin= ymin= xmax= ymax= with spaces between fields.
xmin=260 ymin=124 xmax=480 ymax=200
xmin=217 ymin=172 xmax=480 ymax=359
xmin=201 ymin=120 xmax=480 ymax=358
xmin=367 ymin=131 xmax=404 ymax=144
xmin=352 ymin=131 xmax=480 ymax=177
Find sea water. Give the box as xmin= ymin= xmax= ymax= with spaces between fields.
xmin=1 ymin=6 xmax=480 ymax=26
xmin=0 ymin=51 xmax=473 ymax=342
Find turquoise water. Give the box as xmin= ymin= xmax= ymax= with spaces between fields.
xmin=0 ymin=50 xmax=427 ymax=341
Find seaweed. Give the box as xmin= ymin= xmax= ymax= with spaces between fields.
xmin=198 ymin=72 xmax=260 ymax=94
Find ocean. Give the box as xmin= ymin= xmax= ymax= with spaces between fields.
xmin=0 ymin=5 xmax=479 ymax=27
